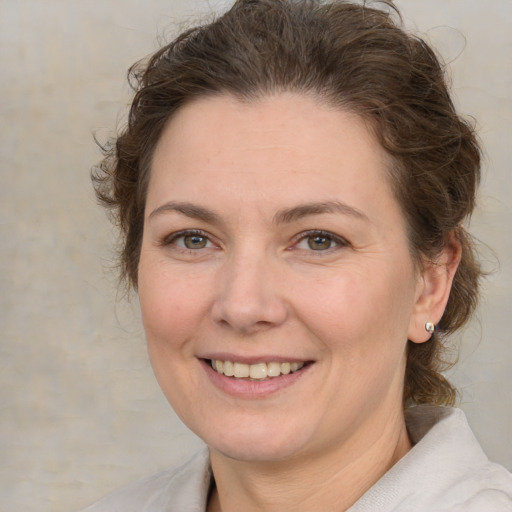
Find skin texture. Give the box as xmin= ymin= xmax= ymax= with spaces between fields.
xmin=138 ymin=93 xmax=459 ymax=511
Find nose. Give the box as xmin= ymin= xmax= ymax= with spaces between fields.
xmin=211 ymin=251 xmax=288 ymax=335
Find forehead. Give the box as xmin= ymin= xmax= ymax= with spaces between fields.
xmin=156 ymin=92 xmax=380 ymax=154
xmin=148 ymin=92 xmax=399 ymax=224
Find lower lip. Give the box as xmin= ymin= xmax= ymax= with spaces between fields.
xmin=200 ymin=360 xmax=311 ymax=399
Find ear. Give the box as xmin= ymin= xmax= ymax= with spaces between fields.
xmin=408 ymin=233 xmax=461 ymax=343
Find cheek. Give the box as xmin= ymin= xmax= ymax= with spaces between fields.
xmin=138 ymin=260 xmax=209 ymax=349
xmin=291 ymin=265 xmax=415 ymax=357
xmin=137 ymin=261 xmax=210 ymax=413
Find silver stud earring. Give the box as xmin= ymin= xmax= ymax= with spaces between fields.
xmin=425 ymin=322 xmax=435 ymax=335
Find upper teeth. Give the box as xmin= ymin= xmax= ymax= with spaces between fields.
xmin=211 ymin=360 xmax=305 ymax=379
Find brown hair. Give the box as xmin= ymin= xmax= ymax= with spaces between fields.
xmin=93 ymin=0 xmax=482 ymax=406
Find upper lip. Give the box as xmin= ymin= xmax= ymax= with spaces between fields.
xmin=199 ymin=353 xmax=312 ymax=365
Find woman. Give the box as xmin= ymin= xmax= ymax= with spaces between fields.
xmin=82 ymin=0 xmax=512 ymax=510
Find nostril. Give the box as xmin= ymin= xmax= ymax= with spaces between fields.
xmin=211 ymin=292 xmax=288 ymax=333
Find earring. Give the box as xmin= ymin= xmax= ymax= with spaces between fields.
xmin=425 ymin=322 xmax=435 ymax=335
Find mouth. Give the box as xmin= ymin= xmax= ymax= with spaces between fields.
xmin=208 ymin=359 xmax=309 ymax=380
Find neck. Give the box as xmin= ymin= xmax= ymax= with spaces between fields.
xmin=207 ymin=409 xmax=412 ymax=512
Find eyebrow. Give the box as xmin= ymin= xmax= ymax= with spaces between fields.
xmin=148 ymin=201 xmax=221 ymax=224
xmin=148 ymin=200 xmax=369 ymax=225
xmin=273 ymin=201 xmax=369 ymax=225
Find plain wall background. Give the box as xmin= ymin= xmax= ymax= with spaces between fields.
xmin=1 ymin=1 xmax=511 ymax=511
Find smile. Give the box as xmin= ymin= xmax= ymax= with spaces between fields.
xmin=210 ymin=360 xmax=305 ymax=380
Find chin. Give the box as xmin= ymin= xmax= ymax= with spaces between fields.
xmin=199 ymin=418 xmax=315 ymax=463
xmin=210 ymin=440 xmax=304 ymax=464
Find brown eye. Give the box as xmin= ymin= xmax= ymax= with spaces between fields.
xmin=183 ymin=234 xmax=208 ymax=249
xmin=307 ymin=235 xmax=333 ymax=251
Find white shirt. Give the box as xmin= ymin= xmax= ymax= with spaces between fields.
xmin=80 ymin=406 xmax=512 ymax=511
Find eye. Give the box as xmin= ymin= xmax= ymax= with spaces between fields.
xmin=181 ymin=234 xmax=209 ymax=249
xmin=294 ymin=230 xmax=347 ymax=252
xmin=305 ymin=234 xmax=333 ymax=251
xmin=164 ymin=230 xmax=215 ymax=251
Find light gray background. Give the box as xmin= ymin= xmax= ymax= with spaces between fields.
xmin=1 ymin=1 xmax=511 ymax=511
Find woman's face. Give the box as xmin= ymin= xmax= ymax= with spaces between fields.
xmin=138 ymin=93 xmax=426 ymax=463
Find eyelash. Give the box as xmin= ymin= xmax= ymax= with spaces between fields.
xmin=162 ymin=229 xmax=348 ymax=254
xmin=292 ymin=230 xmax=348 ymax=253
xmin=161 ymin=230 xmax=216 ymax=252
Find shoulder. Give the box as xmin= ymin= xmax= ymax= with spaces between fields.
xmin=350 ymin=406 xmax=512 ymax=511
xmin=78 ymin=448 xmax=211 ymax=512
xmin=444 ymin=459 xmax=512 ymax=511
xmin=407 ymin=406 xmax=512 ymax=510
xmin=409 ymin=407 xmax=512 ymax=510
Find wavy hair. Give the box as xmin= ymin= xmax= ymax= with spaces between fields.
xmin=93 ymin=0 xmax=482 ymax=406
